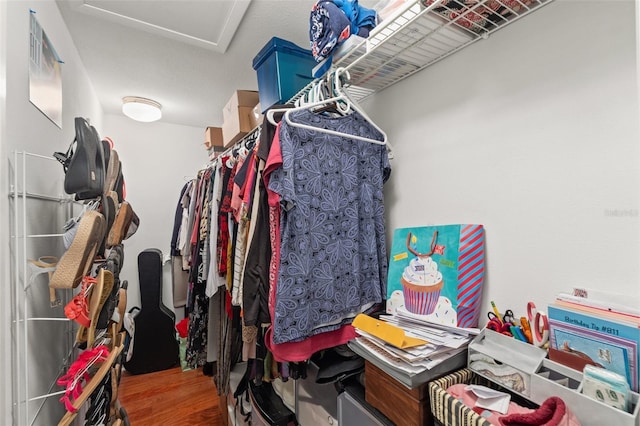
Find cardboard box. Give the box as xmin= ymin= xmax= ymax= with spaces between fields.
xmin=230 ymin=90 xmax=260 ymax=109
xmin=204 ymin=127 xmax=223 ymax=151
xmin=222 ymin=90 xmax=259 ymax=147
xmin=250 ymin=103 xmax=263 ymax=129
xmin=222 ymin=107 xmax=254 ymax=147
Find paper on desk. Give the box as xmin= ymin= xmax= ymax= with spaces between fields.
xmin=352 ymin=314 xmax=428 ymax=349
xmin=352 ymin=337 xmax=427 ymax=375
xmin=394 ymin=309 xmax=481 ymax=336
xmin=414 ymin=347 xmax=467 ymax=370
xmin=380 ymin=315 xmax=471 ymax=349
xmin=465 ymin=385 xmax=511 ymax=414
xmin=354 ymin=332 xmax=466 ymax=373
xmin=357 ymin=329 xmax=446 ymax=362
xmin=381 ymin=315 xmax=448 ymax=339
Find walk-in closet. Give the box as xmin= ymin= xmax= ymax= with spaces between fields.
xmin=1 ymin=0 xmax=638 ymax=425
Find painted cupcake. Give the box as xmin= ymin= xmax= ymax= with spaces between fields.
xmin=401 ymin=256 xmax=443 ymax=315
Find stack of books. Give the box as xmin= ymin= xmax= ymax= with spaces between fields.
xmin=547 ymin=287 xmax=640 ymax=392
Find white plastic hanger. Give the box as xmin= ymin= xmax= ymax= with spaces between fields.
xmin=283 ymin=68 xmax=388 ymax=146
xmin=266 ymin=69 xmax=340 ymax=125
xmin=267 ymin=68 xmax=392 ymax=158
xmin=265 ymin=85 xmax=321 ymax=126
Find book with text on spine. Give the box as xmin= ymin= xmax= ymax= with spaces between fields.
xmin=548 ymin=304 xmax=640 ymax=392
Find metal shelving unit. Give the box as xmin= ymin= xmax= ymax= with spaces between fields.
xmin=9 ymin=151 xmax=77 ymax=426
xmin=333 ymin=0 xmax=553 ymax=98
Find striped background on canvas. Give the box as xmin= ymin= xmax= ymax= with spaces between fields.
xmin=456 ymin=225 xmax=485 ymax=328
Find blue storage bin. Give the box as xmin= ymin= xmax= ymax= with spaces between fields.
xmin=252 ymin=37 xmax=316 ymax=112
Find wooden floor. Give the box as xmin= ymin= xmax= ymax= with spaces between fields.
xmin=118 ymin=367 xmax=224 ymax=426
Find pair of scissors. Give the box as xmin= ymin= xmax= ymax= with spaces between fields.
xmin=502 ymin=309 xmax=517 ymax=325
xmin=486 ymin=313 xmax=512 ymax=335
xmin=487 ymin=309 xmax=516 ymax=325
xmin=527 ymin=302 xmax=549 ymax=347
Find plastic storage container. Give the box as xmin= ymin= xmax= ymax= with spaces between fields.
xmin=338 ymin=382 xmax=394 ymax=425
xmin=252 ymin=37 xmax=316 ymax=112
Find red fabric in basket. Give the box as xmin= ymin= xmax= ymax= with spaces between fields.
xmin=446 ymin=384 xmax=581 ymax=426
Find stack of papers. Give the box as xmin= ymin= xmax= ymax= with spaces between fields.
xmin=351 ymin=312 xmax=479 ymax=376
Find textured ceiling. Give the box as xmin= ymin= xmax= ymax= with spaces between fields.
xmin=56 ymin=0 xmax=318 ymax=129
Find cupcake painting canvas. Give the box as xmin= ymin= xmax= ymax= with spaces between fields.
xmin=386 ymin=225 xmax=486 ymax=328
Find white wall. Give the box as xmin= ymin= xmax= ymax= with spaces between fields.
xmin=365 ymin=0 xmax=640 ymax=320
xmin=0 ymin=0 xmax=9 ymax=422
xmin=638 ymin=0 xmax=640 ymax=124
xmin=0 ymin=4 xmax=209 ymax=422
xmin=0 ymin=3 xmax=209 ymax=419
xmin=101 ymin=114 xmax=206 ymax=317
xmin=0 ymin=1 xmax=102 ymax=424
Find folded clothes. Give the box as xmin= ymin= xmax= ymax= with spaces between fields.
xmin=309 ymin=0 xmax=378 ymax=62
xmin=421 ymin=0 xmax=534 ymax=34
xmin=447 ymin=385 xmax=581 ymax=426
xmin=330 ymin=0 xmax=377 ymax=37
xmin=310 ymin=1 xmax=353 ymax=62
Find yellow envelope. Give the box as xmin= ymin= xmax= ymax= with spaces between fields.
xmin=352 ymin=314 xmax=428 ymax=349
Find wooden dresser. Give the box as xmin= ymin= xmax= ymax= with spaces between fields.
xmin=364 ymin=361 xmax=432 ymax=426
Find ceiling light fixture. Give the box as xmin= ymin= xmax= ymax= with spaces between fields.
xmin=122 ymin=96 xmax=162 ymax=122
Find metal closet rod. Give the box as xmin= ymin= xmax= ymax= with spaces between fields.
xmin=207 ymin=126 xmax=261 ymax=166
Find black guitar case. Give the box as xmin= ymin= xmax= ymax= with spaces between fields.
xmin=124 ymin=249 xmax=179 ymax=374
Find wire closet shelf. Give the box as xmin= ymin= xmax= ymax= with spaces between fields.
xmin=217 ymin=0 xmax=552 ymax=158
xmin=333 ymin=0 xmax=553 ymax=100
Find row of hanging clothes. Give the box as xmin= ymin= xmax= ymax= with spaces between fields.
xmin=171 ymin=68 xmax=393 ymax=394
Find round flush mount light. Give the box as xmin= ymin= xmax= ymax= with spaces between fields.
xmin=122 ymin=96 xmax=162 ymax=122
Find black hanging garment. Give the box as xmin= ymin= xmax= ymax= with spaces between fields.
xmin=124 ymin=249 xmax=179 ymax=374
